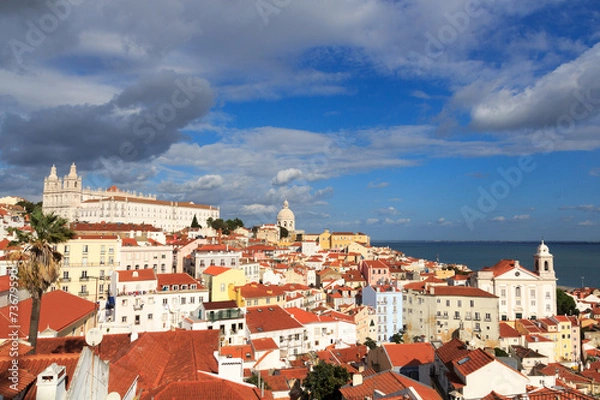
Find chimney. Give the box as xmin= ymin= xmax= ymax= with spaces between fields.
xmin=352 ymin=373 xmax=363 ymax=387
xmin=36 ymin=363 xmax=67 ymax=400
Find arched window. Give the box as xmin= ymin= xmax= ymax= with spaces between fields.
xmin=515 ymin=286 xmax=521 ymax=297
xmin=544 ymin=261 xmax=549 ymax=271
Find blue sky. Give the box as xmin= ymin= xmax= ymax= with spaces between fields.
xmin=0 ymin=0 xmax=599 ymax=241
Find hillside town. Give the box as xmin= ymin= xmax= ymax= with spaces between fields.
xmin=0 ymin=166 xmax=599 ymax=400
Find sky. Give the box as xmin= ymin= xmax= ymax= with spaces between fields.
xmin=0 ymin=0 xmax=599 ymax=241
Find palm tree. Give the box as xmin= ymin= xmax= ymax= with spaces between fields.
xmin=8 ymin=208 xmax=75 ymax=352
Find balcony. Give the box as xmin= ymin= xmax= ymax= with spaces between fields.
xmin=207 ymin=309 xmax=243 ymax=323
xmin=78 ymin=291 xmax=90 ymax=297
xmin=79 ymin=276 xmax=90 ymax=282
xmin=133 ymin=303 xmax=144 ymax=311
xmin=61 ymin=277 xmax=71 ymax=282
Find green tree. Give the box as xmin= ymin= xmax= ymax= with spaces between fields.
xmin=16 ymin=200 xmax=40 ymax=215
xmin=302 ymin=362 xmax=350 ymax=400
xmin=494 ymin=347 xmax=509 ymax=357
xmin=245 ymin=373 xmax=271 ymax=390
xmin=191 ymin=215 xmax=201 ymax=228
xmin=363 ymin=337 xmax=377 ymax=350
xmin=390 ymin=331 xmax=404 ymax=344
xmin=8 ymin=209 xmax=75 ymax=352
xmin=556 ymin=288 xmax=579 ymax=316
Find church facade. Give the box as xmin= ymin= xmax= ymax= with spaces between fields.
xmin=42 ymin=163 xmax=219 ymax=232
xmin=470 ymin=241 xmax=557 ymax=321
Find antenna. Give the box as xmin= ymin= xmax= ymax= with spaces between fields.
xmin=85 ymin=328 xmax=103 ymax=347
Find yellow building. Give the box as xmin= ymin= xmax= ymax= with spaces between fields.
xmin=53 ymin=234 xmax=121 ymax=302
xmin=515 ymin=315 xmax=580 ymax=362
xmin=318 ymin=229 xmax=371 ymax=250
xmin=202 ymin=266 xmax=246 ymax=302
xmin=231 ymin=282 xmax=287 ymax=308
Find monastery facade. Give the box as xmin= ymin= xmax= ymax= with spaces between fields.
xmin=42 ymin=163 xmax=219 ymax=232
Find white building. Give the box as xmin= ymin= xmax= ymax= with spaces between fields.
xmin=182 ymin=300 xmax=247 ymax=346
xmin=104 ymin=270 xmax=209 ymax=332
xmin=119 ymin=238 xmax=174 ymax=274
xmin=42 ymin=163 xmax=219 ymax=231
xmin=276 ymin=199 xmax=295 ymax=232
xmin=362 ymin=284 xmax=403 ymax=344
xmin=471 ymin=240 xmax=557 ymax=321
xmin=188 ymin=244 xmax=242 ymax=279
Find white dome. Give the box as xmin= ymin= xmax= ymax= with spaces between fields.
xmin=277 ymin=199 xmax=295 ymax=222
xmin=536 ymin=240 xmax=551 ymax=256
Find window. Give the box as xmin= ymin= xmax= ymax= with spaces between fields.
xmin=454 ymin=311 xmax=460 ymax=319
xmin=485 ymin=313 xmax=491 ymax=321
xmin=181 ymin=297 xmax=186 ymax=305
xmin=446 ymin=300 xmax=450 ymax=307
xmin=148 ymin=314 xmax=153 ymax=320
xmin=63 ymin=271 xmax=69 ymax=280
xmin=470 ymin=300 xmax=474 ymax=307
xmin=122 ymin=316 xmax=127 ymax=323
xmin=100 ymin=245 xmax=106 ymax=255
xmin=500 ymin=288 xmax=506 ymax=297
xmin=82 ymin=245 xmax=89 ymax=254
xmin=530 ymin=289 xmax=536 ymax=298
xmin=99 ymin=284 xmax=104 ymax=292
xmin=64 ymin=245 xmax=70 ymax=254
xmin=220 ymin=283 xmax=226 ymax=292
xmin=515 ymin=287 xmax=521 ymax=297
xmin=190 ymin=296 xmax=195 ymax=304
xmin=62 ymin=286 xmax=68 ymax=292
xmin=163 ymin=299 xmax=168 ymax=305
xmin=457 ymin=300 xmax=462 ymax=307
xmin=135 ymin=315 xmax=140 ymax=325
xmin=474 ymin=312 xmax=480 ymax=321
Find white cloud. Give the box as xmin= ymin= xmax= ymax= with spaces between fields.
xmin=366 ymin=218 xmax=379 ymax=225
xmin=511 ymin=214 xmax=530 ymax=221
xmin=578 ymin=220 xmax=596 ymax=226
xmin=196 ymin=174 xmax=223 ymax=190
xmin=491 ymin=216 xmax=506 ymax=222
xmin=470 ymin=43 xmax=600 ymax=131
xmin=272 ymin=168 xmax=303 ymax=186
xmin=240 ymin=204 xmax=278 ymax=216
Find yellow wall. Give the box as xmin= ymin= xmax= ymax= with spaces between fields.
xmin=210 ymin=269 xmax=246 ymax=302
xmin=54 ymin=236 xmax=121 ymax=301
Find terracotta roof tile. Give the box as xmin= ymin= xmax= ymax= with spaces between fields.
xmin=246 ymin=305 xmax=303 ymax=333
xmin=0 ymin=291 xmax=96 ymax=339
xmin=339 ymin=370 xmax=441 ymax=400
xmin=382 ymin=342 xmax=435 ymax=367
xmin=116 ymin=269 xmax=157 ymax=282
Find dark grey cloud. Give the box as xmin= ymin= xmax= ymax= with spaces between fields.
xmin=0 ymin=70 xmax=214 ymax=173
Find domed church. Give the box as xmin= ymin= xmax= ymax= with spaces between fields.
xmin=276 ymin=199 xmax=295 ymax=230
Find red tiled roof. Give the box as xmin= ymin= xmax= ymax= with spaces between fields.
xmin=339 ymin=370 xmax=441 ymax=400
xmin=0 ymin=291 xmax=96 ymax=339
xmin=110 ymin=330 xmax=220 ymax=399
xmin=82 ymin=195 xmax=217 ymax=210
xmin=122 ymin=238 xmax=139 ymax=246
xmin=236 ymin=283 xmax=287 ymax=299
xmin=499 ymin=322 xmax=521 ymax=338
xmin=71 ymin=222 xmax=162 ymax=232
xmin=452 ymin=348 xmax=494 ymax=376
xmin=0 ymin=353 xmax=81 ymax=400
xmin=203 ymin=266 xmax=232 ymax=276
xmin=157 ymin=273 xmax=201 ymax=288
xmin=251 ymin=337 xmax=278 ymax=352
xmin=436 ymin=338 xmax=471 ymax=365
xmin=116 ymin=269 xmax=157 ymax=282
xmin=150 ymin=374 xmax=272 ymax=400
xmin=382 ymin=343 xmax=435 ymax=367
xmin=316 ymin=345 xmax=368 ymax=365
xmin=246 ymin=305 xmax=303 ymax=333
xmin=34 ymin=333 xmax=132 ymax=362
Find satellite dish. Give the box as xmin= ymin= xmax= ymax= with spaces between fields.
xmin=106 ymin=392 xmax=121 ymax=400
xmin=85 ymin=328 xmax=104 ymax=347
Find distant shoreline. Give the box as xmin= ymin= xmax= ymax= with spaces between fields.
xmin=372 ymin=240 xmax=600 ymax=245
